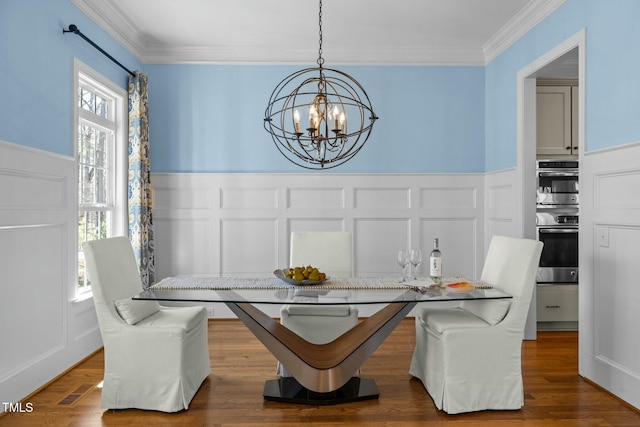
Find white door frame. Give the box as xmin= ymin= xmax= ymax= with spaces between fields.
xmin=515 ymin=29 xmax=586 ymax=341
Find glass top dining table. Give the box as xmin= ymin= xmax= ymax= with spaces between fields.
xmin=134 ymin=275 xmax=511 ymax=305
xmin=134 ymin=275 xmax=512 ymax=405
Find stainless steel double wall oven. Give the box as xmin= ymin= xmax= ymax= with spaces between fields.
xmin=536 ymin=160 xmax=579 ymax=284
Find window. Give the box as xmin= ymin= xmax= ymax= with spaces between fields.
xmin=74 ymin=60 xmax=127 ymax=294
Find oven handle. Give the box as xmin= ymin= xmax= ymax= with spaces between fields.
xmin=538 ymin=171 xmax=579 ymax=177
xmin=538 ymin=228 xmax=578 ymax=234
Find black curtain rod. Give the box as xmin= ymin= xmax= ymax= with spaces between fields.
xmin=63 ymin=24 xmax=136 ymax=77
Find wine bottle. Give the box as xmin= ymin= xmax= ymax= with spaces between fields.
xmin=429 ymin=238 xmax=442 ymax=284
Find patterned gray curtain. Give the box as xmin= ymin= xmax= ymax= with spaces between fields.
xmin=128 ymin=72 xmax=155 ymax=288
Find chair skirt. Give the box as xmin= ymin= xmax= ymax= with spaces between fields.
xmin=409 ymin=315 xmax=525 ymax=414
xmin=100 ymin=306 xmax=210 ymax=412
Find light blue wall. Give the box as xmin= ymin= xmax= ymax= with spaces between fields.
xmin=146 ymin=64 xmax=485 ymax=173
xmin=0 ymin=0 xmax=141 ymax=157
xmin=3 ymin=1 xmax=639 ymax=173
xmin=485 ymin=0 xmax=640 ymax=171
xmin=1 ymin=0 xmax=485 ymax=173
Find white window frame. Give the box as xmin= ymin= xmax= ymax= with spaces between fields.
xmin=73 ymin=59 xmax=128 ymax=297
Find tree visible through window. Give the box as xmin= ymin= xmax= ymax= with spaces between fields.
xmin=75 ymin=61 xmax=126 ymax=293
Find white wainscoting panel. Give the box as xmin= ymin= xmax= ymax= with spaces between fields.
xmin=289 ymin=218 xmax=345 ymax=234
xmin=354 ymin=188 xmax=410 ymax=210
xmin=482 ymin=167 xmax=536 ymax=340
xmin=221 ymin=218 xmax=279 ymax=274
xmin=155 ymin=217 xmax=213 ymax=274
xmin=0 ymin=140 xmax=102 ymax=409
xmin=0 ymin=225 xmax=66 ymax=376
xmin=581 ymin=141 xmax=640 ymax=409
xmin=0 ymin=170 xmax=67 ymax=210
xmin=595 ymin=168 xmax=640 ymax=213
xmin=484 ymin=168 xmax=519 ymax=250
xmin=354 ymin=217 xmax=410 ymax=275
xmin=421 ymin=218 xmax=478 ymax=278
xmin=289 ymin=188 xmax=345 ymax=210
xmin=221 ymin=187 xmax=279 ymax=210
xmin=153 ymin=173 xmax=486 ymax=317
xmin=420 ymin=187 xmax=476 ymax=210
xmin=594 ymin=225 xmax=640 ymax=375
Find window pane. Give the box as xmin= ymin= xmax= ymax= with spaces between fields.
xmin=78 ymin=165 xmax=84 ymax=203
xmin=95 ymin=94 xmax=109 ymax=118
xmin=83 ymin=211 xmax=108 ymax=241
xmin=95 ymin=129 xmax=107 ymax=168
xmin=78 ymin=253 xmax=88 ymax=288
xmin=78 ymin=211 xmax=87 ymax=246
xmin=77 ymin=127 xmax=83 ymax=162
xmin=78 ymin=125 xmax=110 ymax=206
xmin=80 ymin=86 xmax=111 ymax=119
xmin=77 ymin=210 xmax=89 ymax=288
xmin=95 ymin=167 xmax=107 ymax=204
xmin=80 ymin=166 xmax=95 ymax=204
xmin=80 ymin=88 xmax=95 ymax=113
xmin=77 ymin=210 xmax=109 ymax=289
xmin=80 ymin=124 xmax=95 ymax=165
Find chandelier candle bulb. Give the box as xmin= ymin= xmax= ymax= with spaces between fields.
xmin=294 ymin=110 xmax=301 ymax=133
xmin=309 ymin=106 xmax=316 ymax=128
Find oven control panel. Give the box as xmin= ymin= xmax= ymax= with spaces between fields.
xmin=536 ymin=211 xmax=579 ymax=227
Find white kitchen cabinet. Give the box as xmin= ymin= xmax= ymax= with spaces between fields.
xmin=536 ymin=85 xmax=578 ymax=158
xmin=537 ymin=284 xmax=578 ymax=330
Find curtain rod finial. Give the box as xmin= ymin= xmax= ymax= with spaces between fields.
xmin=63 ymin=24 xmax=79 ymax=34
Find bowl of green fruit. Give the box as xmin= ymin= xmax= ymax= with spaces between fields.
xmin=274 ymin=265 xmax=329 ymax=285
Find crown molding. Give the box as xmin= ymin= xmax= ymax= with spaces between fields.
xmin=72 ymin=0 xmax=566 ymax=66
xmin=483 ymin=0 xmax=567 ymax=64
xmin=140 ymin=45 xmax=486 ymax=66
xmin=71 ymin=0 xmax=146 ymax=61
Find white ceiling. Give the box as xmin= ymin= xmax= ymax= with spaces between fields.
xmin=71 ymin=0 xmax=567 ymax=66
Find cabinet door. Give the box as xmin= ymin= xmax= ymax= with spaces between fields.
xmin=536 ymin=86 xmax=572 ymax=157
xmin=537 ymin=284 xmax=578 ymax=322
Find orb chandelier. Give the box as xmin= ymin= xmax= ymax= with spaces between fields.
xmin=264 ymin=0 xmax=378 ymax=169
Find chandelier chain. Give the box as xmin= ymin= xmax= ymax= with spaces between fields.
xmin=317 ymin=0 xmax=324 ymax=67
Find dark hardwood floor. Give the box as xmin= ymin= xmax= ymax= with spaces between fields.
xmin=1 ymin=319 xmax=639 ymax=426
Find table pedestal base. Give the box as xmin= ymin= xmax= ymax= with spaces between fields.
xmin=263 ymin=377 xmax=379 ymax=405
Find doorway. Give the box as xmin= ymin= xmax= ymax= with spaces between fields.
xmin=517 ymin=30 xmax=585 ymax=339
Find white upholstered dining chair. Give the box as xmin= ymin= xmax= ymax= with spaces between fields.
xmin=83 ymin=236 xmax=210 ymax=412
xmin=409 ymin=235 xmax=543 ymax=414
xmin=277 ymin=231 xmax=359 ymax=376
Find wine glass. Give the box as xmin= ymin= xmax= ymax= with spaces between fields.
xmin=397 ymin=249 xmax=409 ymax=282
xmin=410 ymin=249 xmax=422 ymax=280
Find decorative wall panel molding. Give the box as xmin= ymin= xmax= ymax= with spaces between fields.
xmin=581 ymin=142 xmax=640 ymax=409
xmin=483 ymin=169 xmax=518 ymax=251
xmin=420 ymin=187 xmax=477 ymax=210
xmin=0 ymin=140 xmax=101 ymax=408
xmin=595 ymin=168 xmax=640 ymax=210
xmin=289 ymin=188 xmax=345 ymax=210
xmin=0 ymin=169 xmax=67 ymax=210
xmin=153 ymin=173 xmax=486 ymax=313
xmin=0 ymin=224 xmax=66 ymax=381
xmin=354 ymin=188 xmax=410 ymax=210
xmin=593 ymin=224 xmax=640 ymax=378
xmin=220 ymin=187 xmax=279 ymax=210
